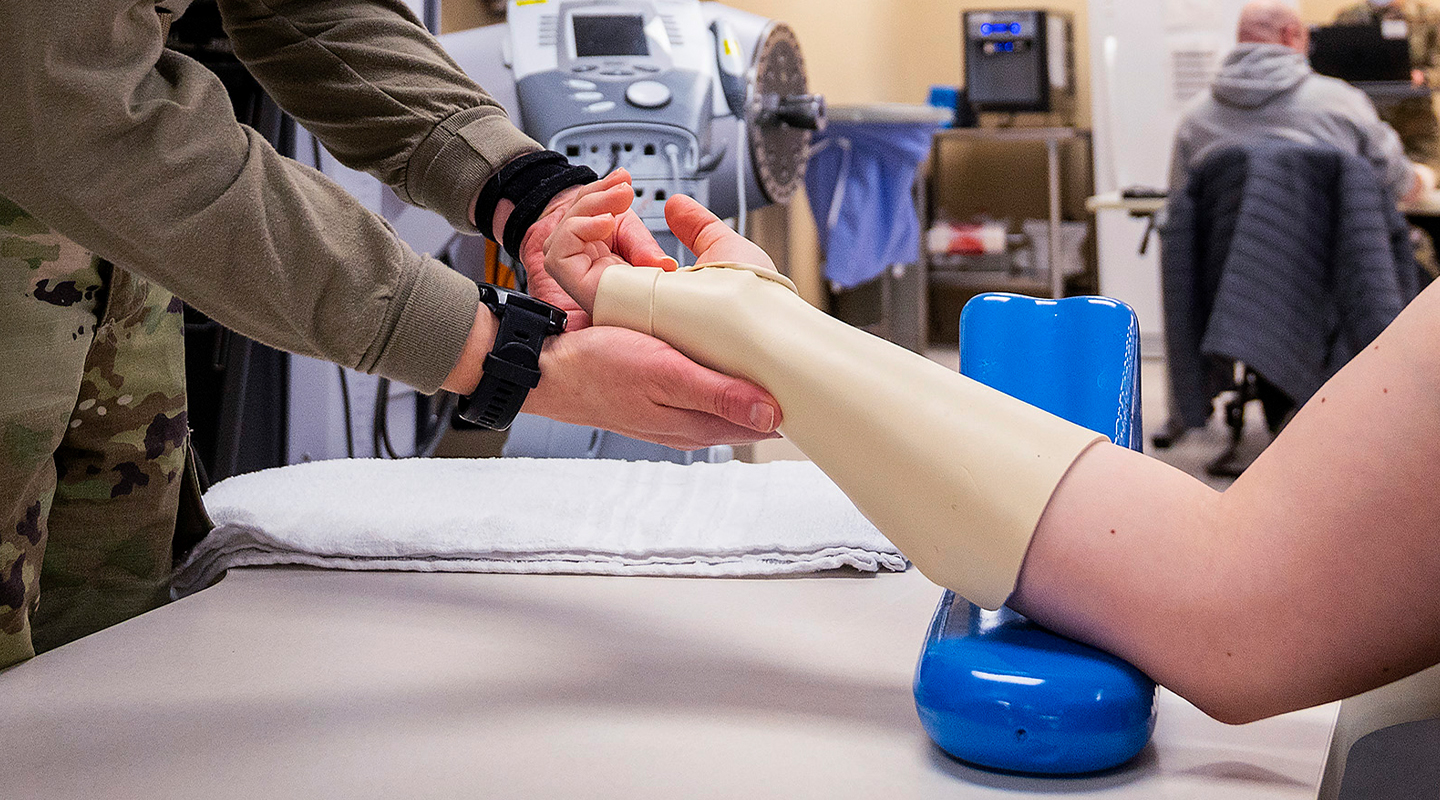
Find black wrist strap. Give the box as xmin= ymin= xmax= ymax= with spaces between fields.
xmin=474 ymin=151 xmax=566 ymax=242
xmin=474 ymin=150 xmax=597 ymax=263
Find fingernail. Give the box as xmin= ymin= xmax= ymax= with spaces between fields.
xmin=749 ymin=403 xmax=777 ymax=432
xmin=662 ymin=257 xmax=680 ymax=270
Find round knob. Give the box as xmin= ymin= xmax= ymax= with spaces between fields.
xmin=625 ymin=80 xmax=672 ymax=109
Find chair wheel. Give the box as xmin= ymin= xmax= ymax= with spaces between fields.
xmin=1151 ymin=419 xmax=1188 ymax=450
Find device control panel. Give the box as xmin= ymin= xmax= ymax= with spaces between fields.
xmin=510 ymin=0 xmax=719 ymax=230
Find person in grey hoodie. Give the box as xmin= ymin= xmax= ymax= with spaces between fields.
xmin=1170 ymin=0 xmax=1430 ymax=201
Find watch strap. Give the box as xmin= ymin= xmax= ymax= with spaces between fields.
xmin=459 ymin=285 xmax=566 ymax=431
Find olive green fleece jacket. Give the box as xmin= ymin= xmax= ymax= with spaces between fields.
xmin=0 ymin=0 xmax=543 ymax=392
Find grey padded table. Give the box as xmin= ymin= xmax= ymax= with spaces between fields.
xmin=1 ymin=567 xmax=1338 ymax=799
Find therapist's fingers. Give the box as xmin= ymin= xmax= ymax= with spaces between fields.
xmin=636 ymin=406 xmax=783 ymax=450
xmin=526 ymin=326 xmax=782 ymax=448
xmin=649 ymin=349 xmax=783 ymax=437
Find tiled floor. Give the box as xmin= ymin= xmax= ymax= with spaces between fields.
xmin=751 ymin=349 xmax=1277 ymax=492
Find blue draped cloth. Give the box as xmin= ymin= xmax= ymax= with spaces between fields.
xmin=805 ymin=121 xmax=939 ymax=289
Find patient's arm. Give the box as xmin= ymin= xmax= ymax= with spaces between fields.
xmin=558 ymin=191 xmax=1104 ymax=610
xmin=546 ymin=187 xmax=1440 ymax=723
xmin=1018 ymin=280 xmax=1440 ymax=723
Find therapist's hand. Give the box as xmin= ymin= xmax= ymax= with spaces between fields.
xmin=443 ymin=300 xmax=782 ymax=444
xmin=520 ymin=169 xmax=675 ymax=328
xmin=523 ymin=325 xmax=779 ymax=448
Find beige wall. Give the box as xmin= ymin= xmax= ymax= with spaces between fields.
xmin=726 ymin=0 xmax=1088 ymax=116
xmin=1300 ymin=0 xmax=1361 ymax=24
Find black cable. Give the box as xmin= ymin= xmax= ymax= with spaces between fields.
xmin=336 ymin=366 xmax=356 ymax=459
xmin=414 ymin=392 xmax=458 ymax=458
xmin=372 ymin=377 xmax=402 ymax=459
xmin=315 ymin=136 xmax=360 ymax=461
xmin=217 ymin=336 xmax=253 ymax=481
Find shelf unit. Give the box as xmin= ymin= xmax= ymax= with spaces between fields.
xmin=917 ymin=127 xmax=1096 ymax=345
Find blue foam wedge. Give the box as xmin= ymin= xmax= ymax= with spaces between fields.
xmin=913 ymin=294 xmax=1155 ymax=775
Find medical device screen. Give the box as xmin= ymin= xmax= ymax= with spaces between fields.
xmin=573 ymin=15 xmax=649 ymax=57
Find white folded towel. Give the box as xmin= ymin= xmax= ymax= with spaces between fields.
xmin=172 ymin=457 xmax=907 ymax=598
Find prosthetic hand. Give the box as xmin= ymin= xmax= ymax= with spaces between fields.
xmin=545 ymin=188 xmax=1104 ymax=609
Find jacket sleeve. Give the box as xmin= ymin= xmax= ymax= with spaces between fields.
xmin=1339 ymin=89 xmax=1419 ymax=200
xmin=217 ymin=0 xmax=543 ymax=235
xmin=0 ymin=0 xmax=483 ymax=393
xmin=1168 ymin=129 xmax=1193 ymax=195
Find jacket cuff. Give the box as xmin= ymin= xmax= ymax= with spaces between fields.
xmin=370 ymin=258 xmax=481 ymax=394
xmin=405 ymin=107 xmax=543 ymax=235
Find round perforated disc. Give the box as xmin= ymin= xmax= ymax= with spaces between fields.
xmin=747 ymin=22 xmax=813 ymax=205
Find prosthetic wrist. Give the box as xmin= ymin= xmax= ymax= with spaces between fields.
xmin=474 ymin=151 xmax=598 ymax=263
xmin=595 ymin=263 xmax=1106 ymax=609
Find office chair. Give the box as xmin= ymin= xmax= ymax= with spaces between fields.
xmin=1151 ymin=360 xmax=1294 ymax=478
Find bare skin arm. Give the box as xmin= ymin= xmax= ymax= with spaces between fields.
xmin=547 ymin=181 xmax=1440 ymax=724
xmin=1016 ymin=279 xmax=1440 ymax=723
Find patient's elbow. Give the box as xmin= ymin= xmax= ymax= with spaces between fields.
xmin=1166 ymin=649 xmax=1319 ymax=726
xmin=1188 ymin=690 xmax=1282 ymax=726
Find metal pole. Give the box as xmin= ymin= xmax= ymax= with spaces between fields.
xmin=1046 ymin=135 xmax=1063 ymax=299
xmin=915 ymin=150 xmax=932 ymax=353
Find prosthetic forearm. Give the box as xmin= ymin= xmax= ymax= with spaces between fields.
xmin=595 ymin=263 xmax=1106 ymax=609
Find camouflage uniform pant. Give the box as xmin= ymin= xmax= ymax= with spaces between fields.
xmin=1 ymin=195 xmax=198 ymax=669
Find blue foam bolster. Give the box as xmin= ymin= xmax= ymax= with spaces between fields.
xmin=913 ymin=293 xmax=1155 ymax=775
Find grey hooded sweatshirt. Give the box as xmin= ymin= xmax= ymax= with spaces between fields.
xmin=1170 ymin=43 xmax=1416 ymax=200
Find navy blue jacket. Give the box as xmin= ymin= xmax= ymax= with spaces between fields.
xmin=1160 ymin=142 xmax=1419 ymax=429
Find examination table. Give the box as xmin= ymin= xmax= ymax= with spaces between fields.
xmin=1 ymin=565 xmax=1337 ymax=799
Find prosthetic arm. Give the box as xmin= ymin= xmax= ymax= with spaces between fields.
xmin=594 ymin=263 xmax=1105 ymax=609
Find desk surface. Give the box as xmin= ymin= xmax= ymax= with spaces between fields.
xmin=0 ymin=568 xmax=1338 ymax=799
xmin=1088 ymin=189 xmax=1440 ymax=217
xmin=935 ymin=126 xmax=1089 ymax=143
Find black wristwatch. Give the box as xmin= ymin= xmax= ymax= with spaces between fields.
xmin=456 ymin=283 xmax=568 ymax=431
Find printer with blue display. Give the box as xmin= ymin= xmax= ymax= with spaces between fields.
xmin=964 ymin=9 xmax=1075 ymax=115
